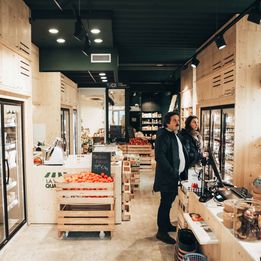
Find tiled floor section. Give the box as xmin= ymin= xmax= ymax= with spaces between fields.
xmin=0 ymin=171 xmax=178 ymax=261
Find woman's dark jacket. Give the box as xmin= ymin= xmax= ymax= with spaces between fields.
xmin=178 ymin=129 xmax=203 ymax=179
xmin=153 ymin=128 xmax=188 ymax=194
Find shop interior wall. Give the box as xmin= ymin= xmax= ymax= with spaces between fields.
xmin=79 ymin=88 xmax=105 ymax=139
xmin=233 ymin=17 xmax=261 ymax=189
xmin=129 ymin=91 xmax=174 ymax=131
xmin=130 ymin=92 xmax=174 ymax=114
xmin=180 ymin=17 xmax=261 ymax=189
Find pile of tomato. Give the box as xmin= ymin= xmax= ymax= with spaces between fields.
xmin=128 ymin=137 xmax=149 ymax=145
xmin=64 ymin=172 xmax=114 ymax=183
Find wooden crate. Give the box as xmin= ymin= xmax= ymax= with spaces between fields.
xmin=56 ymin=182 xmax=115 ymax=238
xmin=122 ymin=202 xmax=131 ymax=221
xmin=122 ymin=160 xmax=132 ymax=221
xmin=127 ymin=145 xmax=152 ymax=155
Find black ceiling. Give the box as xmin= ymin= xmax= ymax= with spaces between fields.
xmin=63 ymin=70 xmax=115 ymax=87
xmin=25 ymin=0 xmax=253 ymax=89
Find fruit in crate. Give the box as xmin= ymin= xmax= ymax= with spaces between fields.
xmin=64 ymin=172 xmax=113 ymax=183
xmin=34 ymin=157 xmax=42 ymax=165
xmin=128 ymin=137 xmax=149 ymax=145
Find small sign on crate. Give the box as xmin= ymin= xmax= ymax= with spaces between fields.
xmin=91 ymin=152 xmax=111 ymax=176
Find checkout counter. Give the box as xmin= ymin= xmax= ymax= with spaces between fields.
xmin=28 ymin=146 xmax=123 ymax=225
xmin=178 ymin=172 xmax=261 ymax=261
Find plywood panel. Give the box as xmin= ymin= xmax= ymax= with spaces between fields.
xmin=33 ymin=72 xmax=61 ymax=145
xmin=234 ymin=17 xmax=261 ymax=189
xmin=197 ymin=44 xmax=213 ymax=80
xmin=0 ymin=44 xmax=18 ymax=90
xmin=61 ymin=73 xmax=78 ymax=108
xmin=31 ymin=44 xmax=42 ymax=105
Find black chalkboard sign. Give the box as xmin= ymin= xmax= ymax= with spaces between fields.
xmin=91 ymin=152 xmax=111 ymax=176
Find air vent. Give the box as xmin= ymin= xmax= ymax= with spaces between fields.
xmin=91 ymin=53 xmax=111 ymax=63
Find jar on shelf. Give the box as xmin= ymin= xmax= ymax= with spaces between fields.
xmin=233 ymin=199 xmax=261 ymax=241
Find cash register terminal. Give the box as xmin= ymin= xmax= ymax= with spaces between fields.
xmin=199 ymin=149 xmax=252 ymax=202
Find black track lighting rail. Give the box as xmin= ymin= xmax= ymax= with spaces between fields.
xmin=53 ymin=0 xmax=72 ymax=11
xmin=184 ymin=0 xmax=260 ymax=68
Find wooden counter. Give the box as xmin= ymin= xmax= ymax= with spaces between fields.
xmin=187 ymin=192 xmax=261 ymax=261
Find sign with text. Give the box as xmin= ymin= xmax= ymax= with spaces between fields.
xmin=91 ymin=152 xmax=111 ymax=176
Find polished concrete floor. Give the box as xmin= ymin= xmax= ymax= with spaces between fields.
xmin=0 ymin=170 xmax=178 ymax=261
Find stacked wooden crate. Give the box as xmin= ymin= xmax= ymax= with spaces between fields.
xmin=124 ymin=154 xmax=141 ymax=193
xmin=56 ymin=178 xmax=115 ymax=238
xmin=122 ymin=161 xmax=131 ymax=221
xmin=119 ymin=144 xmax=152 ymax=174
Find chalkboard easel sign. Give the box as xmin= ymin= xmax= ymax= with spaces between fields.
xmin=91 ymin=152 xmax=111 ymax=176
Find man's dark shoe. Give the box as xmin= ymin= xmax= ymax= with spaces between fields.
xmin=156 ymin=231 xmax=176 ymax=244
xmin=168 ymin=225 xmax=177 ymax=232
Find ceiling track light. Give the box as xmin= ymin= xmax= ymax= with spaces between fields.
xmin=247 ymin=0 xmax=261 ymax=24
xmin=82 ymin=35 xmax=91 ymax=56
xmin=191 ymin=57 xmax=200 ymax=68
xmin=73 ymin=19 xmax=83 ymax=41
xmin=215 ymin=34 xmax=227 ymax=50
xmin=182 ymin=0 xmax=261 ymax=72
xmin=53 ymin=0 xmax=72 ymax=11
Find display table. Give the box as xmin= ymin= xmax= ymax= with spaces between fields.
xmin=28 ymin=154 xmax=122 ymax=224
xmin=187 ymin=192 xmax=261 ymax=261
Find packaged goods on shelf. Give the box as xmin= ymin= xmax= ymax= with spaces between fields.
xmin=233 ymin=200 xmax=261 ymax=241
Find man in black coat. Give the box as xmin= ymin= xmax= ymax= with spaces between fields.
xmin=153 ymin=111 xmax=187 ymax=244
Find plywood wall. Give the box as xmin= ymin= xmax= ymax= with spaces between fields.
xmin=181 ymin=16 xmax=261 ymax=190
xmin=233 ymin=17 xmax=261 ymax=188
xmin=33 ymin=72 xmax=61 ymax=146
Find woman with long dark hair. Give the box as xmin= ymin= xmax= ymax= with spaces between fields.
xmin=178 ymin=115 xmax=203 ymax=180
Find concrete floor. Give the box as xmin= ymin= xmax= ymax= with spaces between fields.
xmin=0 ymin=170 xmax=178 ymax=261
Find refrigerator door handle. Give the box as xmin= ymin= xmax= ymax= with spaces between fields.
xmin=5 ymin=159 xmax=10 ymax=185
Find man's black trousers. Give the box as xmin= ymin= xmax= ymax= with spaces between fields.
xmin=157 ymin=191 xmax=177 ymax=232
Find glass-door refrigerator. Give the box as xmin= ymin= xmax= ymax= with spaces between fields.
xmin=61 ymin=108 xmax=70 ymax=155
xmin=0 ymin=99 xmax=26 ymax=249
xmin=201 ymin=105 xmax=235 ymax=184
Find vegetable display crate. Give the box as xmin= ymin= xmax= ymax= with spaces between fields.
xmin=122 ymin=160 xmax=132 ymax=221
xmin=121 ymin=145 xmax=153 ymax=174
xmin=126 ymin=145 xmax=152 ymax=156
xmin=56 ymin=181 xmax=115 ymax=238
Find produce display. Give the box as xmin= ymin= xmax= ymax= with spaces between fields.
xmin=234 ymin=200 xmax=261 ymax=240
xmin=33 ymin=156 xmax=42 ymax=165
xmin=61 ymin=173 xmax=114 ymax=198
xmin=64 ymin=172 xmax=114 ymax=183
xmin=128 ymin=137 xmax=149 ymax=145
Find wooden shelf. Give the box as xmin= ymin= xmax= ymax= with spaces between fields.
xmin=8 ymin=199 xmax=19 ymax=212
xmin=7 ymin=181 xmax=17 ymax=191
xmin=4 ymin=123 xmax=16 ymax=128
xmin=183 ymin=213 xmax=219 ymax=245
xmin=5 ymin=143 xmax=16 ymax=150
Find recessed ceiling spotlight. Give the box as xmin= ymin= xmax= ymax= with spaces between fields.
xmin=56 ymin=38 xmax=65 ymax=43
xmin=49 ymin=28 xmax=59 ymax=34
xmin=91 ymin=28 xmax=101 ymax=34
xmin=94 ymin=39 xmax=103 ymax=43
xmin=99 ymin=72 xmax=106 ymax=76
xmin=100 ymin=76 xmax=107 ymax=79
xmin=102 ymin=79 xmax=108 ymax=82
